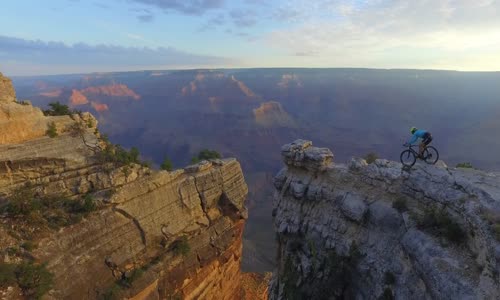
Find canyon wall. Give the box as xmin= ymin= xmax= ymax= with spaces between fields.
xmin=270 ymin=140 xmax=500 ymax=299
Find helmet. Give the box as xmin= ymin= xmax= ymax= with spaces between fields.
xmin=410 ymin=126 xmax=417 ymax=134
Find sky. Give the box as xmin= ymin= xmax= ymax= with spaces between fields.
xmin=1 ymin=0 xmax=500 ymax=76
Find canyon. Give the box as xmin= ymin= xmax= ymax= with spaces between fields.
xmin=13 ymin=68 xmax=500 ymax=273
xmin=0 ymin=72 xmax=268 ymax=299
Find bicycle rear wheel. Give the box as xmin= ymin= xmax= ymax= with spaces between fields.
xmin=423 ymin=146 xmax=439 ymax=165
xmin=400 ymin=149 xmax=416 ymax=167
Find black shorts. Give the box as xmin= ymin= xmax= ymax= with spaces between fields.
xmin=422 ymin=132 xmax=433 ymax=145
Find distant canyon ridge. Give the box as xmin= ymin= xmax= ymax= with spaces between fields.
xmin=12 ymin=68 xmax=500 ymax=272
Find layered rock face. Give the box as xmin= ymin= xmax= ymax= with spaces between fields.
xmin=0 ymin=75 xmax=256 ymax=299
xmin=253 ymin=102 xmax=295 ymax=128
xmin=270 ymin=140 xmax=500 ymax=299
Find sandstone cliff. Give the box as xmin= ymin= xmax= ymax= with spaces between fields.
xmin=0 ymin=73 xmax=257 ymax=300
xmin=270 ymin=140 xmax=500 ymax=299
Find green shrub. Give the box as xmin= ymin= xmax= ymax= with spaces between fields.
xmin=99 ymin=143 xmax=142 ymax=166
xmin=161 ymin=157 xmax=173 ymax=171
xmin=392 ymin=198 xmax=408 ymax=212
xmin=384 ymin=271 xmax=396 ymax=285
xmin=43 ymin=101 xmax=71 ymax=116
xmin=171 ymin=236 xmax=190 ymax=256
xmin=191 ymin=149 xmax=222 ymax=163
xmin=3 ymin=187 xmax=39 ymax=216
xmin=46 ymin=122 xmax=58 ymax=138
xmin=4 ymin=187 xmax=97 ymax=229
xmin=15 ymin=262 xmax=54 ymax=299
xmin=416 ymin=208 xmax=466 ymax=244
xmin=456 ymin=162 xmax=473 ymax=169
xmin=21 ymin=241 xmax=36 ymax=252
xmin=70 ymin=194 xmax=97 ymax=215
xmin=198 ymin=149 xmax=221 ymax=160
xmin=0 ymin=263 xmax=17 ymax=287
xmin=364 ymin=152 xmax=379 ymax=164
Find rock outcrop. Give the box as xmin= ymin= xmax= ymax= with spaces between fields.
xmin=0 ymin=74 xmax=260 ymax=300
xmin=270 ymin=140 xmax=500 ymax=299
xmin=0 ymin=73 xmax=16 ymax=103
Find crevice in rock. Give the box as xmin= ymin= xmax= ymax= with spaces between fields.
xmin=113 ymin=206 xmax=147 ymax=246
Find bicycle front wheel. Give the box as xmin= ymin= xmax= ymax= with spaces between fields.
xmin=424 ymin=146 xmax=439 ymax=165
xmin=400 ymin=149 xmax=416 ymax=167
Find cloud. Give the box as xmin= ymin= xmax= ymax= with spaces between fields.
xmin=137 ymin=13 xmax=154 ymax=22
xmin=230 ymin=9 xmax=258 ymax=27
xmin=128 ymin=0 xmax=225 ymax=15
xmin=198 ymin=13 xmax=226 ymax=31
xmin=0 ymin=35 xmax=233 ymax=75
xmin=264 ymin=0 xmax=500 ymax=70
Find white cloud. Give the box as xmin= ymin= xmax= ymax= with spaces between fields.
xmin=263 ymin=0 xmax=500 ymax=70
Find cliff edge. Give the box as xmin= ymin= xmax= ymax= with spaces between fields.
xmin=270 ymin=139 xmax=500 ymax=299
xmin=0 ymin=72 xmax=256 ymax=300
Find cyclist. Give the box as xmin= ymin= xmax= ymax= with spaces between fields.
xmin=405 ymin=127 xmax=433 ymax=158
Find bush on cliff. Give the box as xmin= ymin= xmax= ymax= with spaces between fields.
xmin=392 ymin=198 xmax=408 ymax=212
xmin=15 ymin=262 xmax=54 ymax=299
xmin=0 ymin=263 xmax=17 ymax=287
xmin=46 ymin=122 xmax=58 ymax=138
xmin=160 ymin=156 xmax=173 ymax=171
xmin=364 ymin=152 xmax=379 ymax=164
xmin=171 ymin=236 xmax=190 ymax=256
xmin=456 ymin=162 xmax=473 ymax=169
xmin=0 ymin=262 xmax=54 ymax=298
xmin=43 ymin=101 xmax=72 ymax=116
xmin=3 ymin=186 xmax=98 ymax=229
xmin=191 ymin=149 xmax=222 ymax=163
xmin=416 ymin=208 xmax=466 ymax=244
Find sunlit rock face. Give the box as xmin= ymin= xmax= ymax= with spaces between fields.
xmin=270 ymin=139 xmax=500 ymax=300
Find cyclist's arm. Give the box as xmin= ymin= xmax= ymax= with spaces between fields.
xmin=408 ymin=134 xmax=418 ymax=145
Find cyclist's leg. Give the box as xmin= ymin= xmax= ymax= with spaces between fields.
xmin=419 ymin=142 xmax=425 ymax=157
xmin=421 ymin=133 xmax=432 ymax=157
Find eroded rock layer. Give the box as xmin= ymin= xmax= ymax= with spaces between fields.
xmin=270 ymin=139 xmax=500 ymax=300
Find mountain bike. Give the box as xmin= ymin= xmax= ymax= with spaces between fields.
xmin=400 ymin=144 xmax=439 ymax=167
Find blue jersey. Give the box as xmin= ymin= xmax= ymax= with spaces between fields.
xmin=408 ymin=129 xmax=428 ymax=144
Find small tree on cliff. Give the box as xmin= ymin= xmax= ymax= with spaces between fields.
xmin=43 ymin=102 xmax=72 ymax=116
xmin=191 ymin=149 xmax=222 ymax=163
xmin=160 ymin=156 xmax=173 ymax=171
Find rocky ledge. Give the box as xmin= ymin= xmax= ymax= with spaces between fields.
xmin=270 ymin=139 xmax=500 ymax=300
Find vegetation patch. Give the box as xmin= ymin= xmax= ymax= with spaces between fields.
xmin=2 ymin=186 xmax=98 ymax=230
xmin=0 ymin=262 xmax=53 ymax=299
xmin=43 ymin=101 xmax=74 ymax=116
xmin=161 ymin=156 xmax=173 ymax=171
xmin=364 ymin=152 xmax=379 ymax=164
xmin=415 ymin=207 xmax=466 ymax=244
xmin=392 ymin=198 xmax=408 ymax=212
xmin=191 ymin=149 xmax=221 ymax=163
xmin=46 ymin=122 xmax=58 ymax=138
xmin=0 ymin=263 xmax=17 ymax=287
xmin=171 ymin=236 xmax=190 ymax=256
xmin=15 ymin=262 xmax=54 ymax=299
xmin=456 ymin=162 xmax=473 ymax=169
